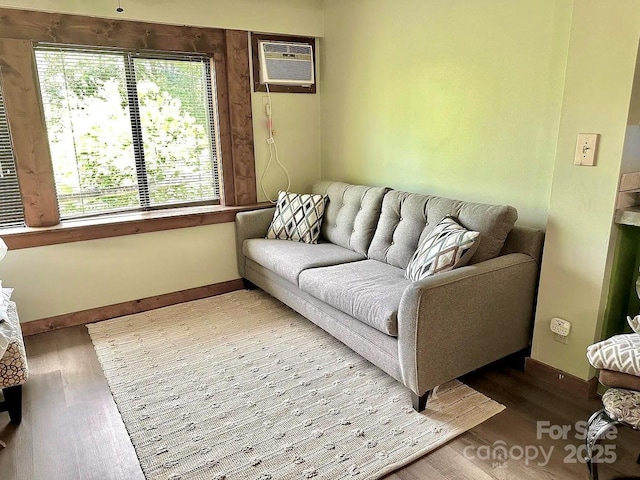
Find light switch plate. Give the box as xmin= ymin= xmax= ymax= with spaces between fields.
xmin=574 ymin=133 xmax=599 ymax=166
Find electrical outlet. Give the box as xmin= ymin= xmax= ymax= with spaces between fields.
xmin=550 ymin=317 xmax=571 ymax=337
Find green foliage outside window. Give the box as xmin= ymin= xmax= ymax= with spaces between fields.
xmin=36 ymin=49 xmax=218 ymax=219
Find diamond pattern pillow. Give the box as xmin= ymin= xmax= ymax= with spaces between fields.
xmin=266 ymin=191 xmax=328 ymax=244
xmin=405 ymin=216 xmax=481 ymax=281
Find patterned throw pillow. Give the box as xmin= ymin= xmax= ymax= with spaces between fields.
xmin=405 ymin=216 xmax=480 ymax=281
xmin=266 ymin=191 xmax=328 ymax=244
xmin=587 ymin=333 xmax=640 ymax=377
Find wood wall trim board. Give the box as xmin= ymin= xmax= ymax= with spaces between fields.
xmin=525 ymin=357 xmax=599 ymax=399
xmin=0 ymin=38 xmax=59 ymax=227
xmin=0 ymin=8 xmax=225 ymax=53
xmin=1 ymin=203 xmax=272 ymax=250
xmin=213 ymin=52 xmax=236 ymax=207
xmin=225 ymin=30 xmax=257 ymax=206
xmin=20 ymin=279 xmax=245 ymax=336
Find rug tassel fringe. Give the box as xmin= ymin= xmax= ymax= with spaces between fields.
xmin=430 ymin=385 xmax=440 ymax=401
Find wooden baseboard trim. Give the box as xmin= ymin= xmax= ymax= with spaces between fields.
xmin=21 ymin=279 xmax=245 ymax=336
xmin=525 ymin=357 xmax=598 ymax=399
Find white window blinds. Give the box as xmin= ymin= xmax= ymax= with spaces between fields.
xmin=0 ymin=80 xmax=25 ymax=228
xmin=34 ymin=46 xmax=220 ymax=220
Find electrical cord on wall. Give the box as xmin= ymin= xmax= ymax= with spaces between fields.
xmin=259 ymin=84 xmax=291 ymax=204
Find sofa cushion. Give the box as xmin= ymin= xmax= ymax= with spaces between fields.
xmin=368 ymin=190 xmax=517 ymax=268
xmin=266 ymin=191 xmax=328 ymax=244
xmin=298 ymin=260 xmax=410 ymax=336
xmin=243 ymin=239 xmax=365 ymax=285
xmin=312 ymin=181 xmax=388 ymax=256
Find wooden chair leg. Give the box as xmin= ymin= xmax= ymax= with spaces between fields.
xmin=1 ymin=385 xmax=23 ymax=424
xmin=411 ymin=390 xmax=431 ymax=412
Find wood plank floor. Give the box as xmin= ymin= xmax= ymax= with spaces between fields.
xmin=1 ymin=325 xmax=639 ymax=480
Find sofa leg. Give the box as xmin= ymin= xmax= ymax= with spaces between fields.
xmin=1 ymin=385 xmax=23 ymax=424
xmin=505 ymin=348 xmax=529 ymax=370
xmin=412 ymin=390 xmax=431 ymax=412
xmin=243 ymin=279 xmax=257 ymax=290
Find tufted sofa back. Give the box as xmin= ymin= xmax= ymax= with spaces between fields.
xmin=312 ymin=181 xmax=389 ymax=255
xmin=368 ymin=190 xmax=518 ymax=268
xmin=313 ymin=181 xmax=519 ymax=269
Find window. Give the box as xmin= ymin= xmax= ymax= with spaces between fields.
xmin=34 ymin=46 xmax=220 ymax=219
xmin=0 ymin=80 xmax=24 ymax=228
xmin=0 ymin=11 xmax=257 ymax=246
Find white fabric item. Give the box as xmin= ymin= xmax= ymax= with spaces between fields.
xmin=0 ymin=237 xmax=7 ymax=262
xmin=0 ymin=280 xmax=12 ymax=306
xmin=628 ymin=315 xmax=640 ymax=335
xmin=0 ymin=308 xmax=10 ymax=358
xmin=0 ymin=284 xmax=14 ymax=358
xmin=0 ymin=285 xmax=14 ymax=318
xmin=2 ymin=288 xmax=13 ymax=302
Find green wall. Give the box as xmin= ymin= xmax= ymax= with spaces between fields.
xmin=321 ymin=0 xmax=640 ymax=380
xmin=532 ymin=1 xmax=640 ymax=379
xmin=321 ymin=0 xmax=572 ymax=228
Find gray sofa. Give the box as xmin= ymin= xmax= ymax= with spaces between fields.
xmin=236 ymin=181 xmax=544 ymax=411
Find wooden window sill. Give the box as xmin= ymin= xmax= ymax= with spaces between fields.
xmin=0 ymin=203 xmax=273 ymax=250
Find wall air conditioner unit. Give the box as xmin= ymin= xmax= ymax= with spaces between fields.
xmin=258 ymin=41 xmax=315 ymax=86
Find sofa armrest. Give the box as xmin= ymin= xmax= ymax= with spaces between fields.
xmin=397 ymin=253 xmax=538 ymax=395
xmin=235 ymin=208 xmax=275 ymax=277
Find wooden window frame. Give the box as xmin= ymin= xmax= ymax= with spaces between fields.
xmin=0 ymin=203 xmax=273 ymax=250
xmin=251 ymin=33 xmax=317 ymax=94
xmin=0 ymin=8 xmax=258 ymax=248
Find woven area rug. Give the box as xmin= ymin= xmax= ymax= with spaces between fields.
xmin=88 ymin=289 xmax=504 ymax=480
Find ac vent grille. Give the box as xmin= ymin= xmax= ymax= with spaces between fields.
xmin=288 ymin=44 xmax=312 ymax=55
xmin=265 ymin=43 xmax=288 ymax=54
